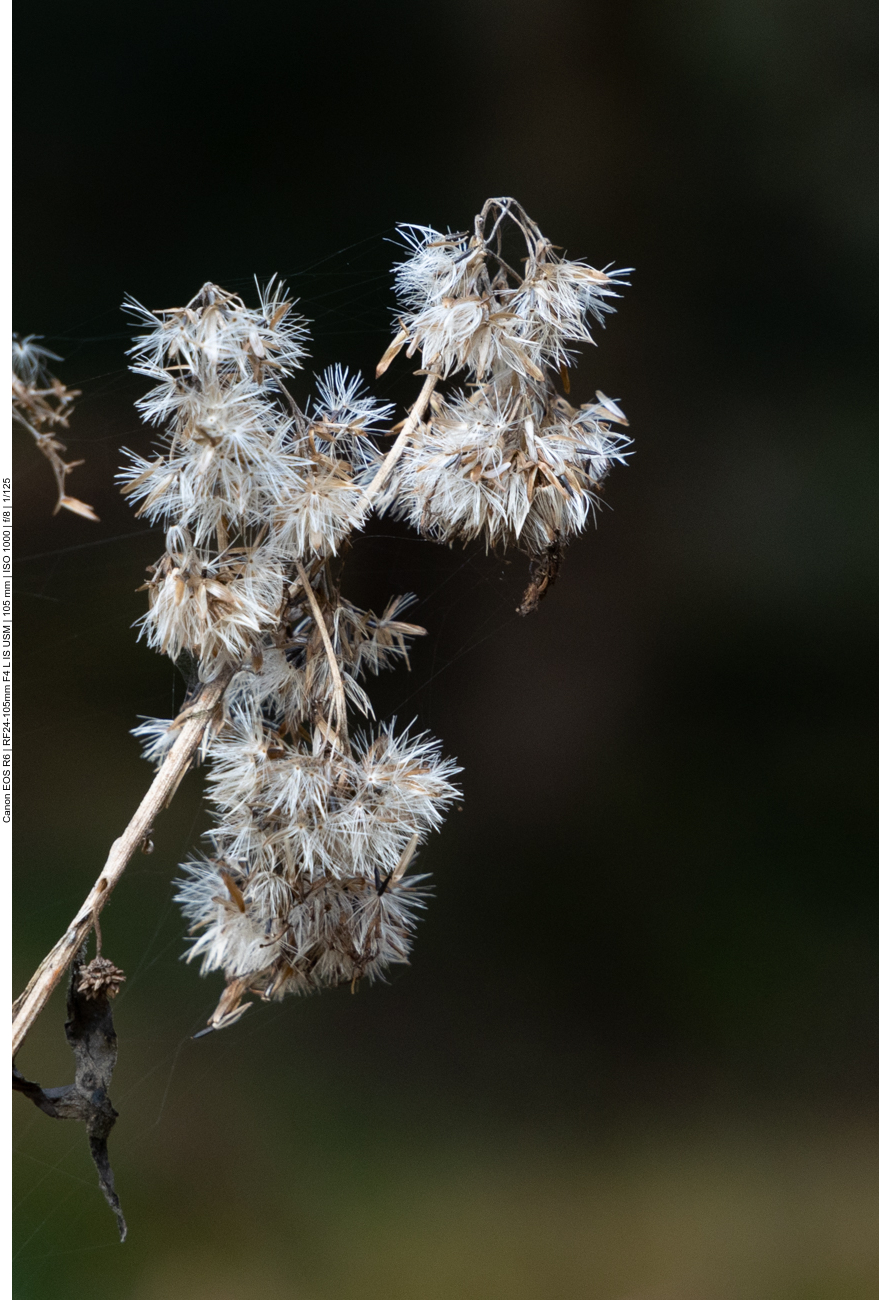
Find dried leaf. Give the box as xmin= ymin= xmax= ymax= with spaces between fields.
xmin=517 ymin=539 xmax=566 ymax=617
xmin=12 ymin=956 xmax=127 ymax=1241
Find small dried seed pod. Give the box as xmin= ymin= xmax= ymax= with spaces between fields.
xmin=77 ymin=957 xmax=126 ymax=1000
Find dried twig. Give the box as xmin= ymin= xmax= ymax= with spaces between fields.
xmin=11 ymin=340 xmax=99 ymax=520
xmin=11 ymin=674 xmax=230 ymax=1058
xmin=356 ymin=371 xmax=439 ymax=515
xmin=295 ymin=559 xmax=349 ymax=748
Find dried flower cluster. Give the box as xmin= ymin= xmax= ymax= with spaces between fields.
xmin=377 ymin=197 xmax=630 ymax=561
xmin=120 ymin=198 xmax=629 ymax=1030
xmin=11 ymin=335 xmax=98 ymax=520
xmin=121 ymin=280 xmax=459 ymax=1028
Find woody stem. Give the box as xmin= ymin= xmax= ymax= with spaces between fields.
xmin=11 ymin=672 xmax=232 ymax=1059
xmin=295 ymin=560 xmax=349 ymax=748
xmin=357 ymin=371 xmax=438 ymax=516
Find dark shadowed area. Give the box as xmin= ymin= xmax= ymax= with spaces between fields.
xmin=13 ymin=1 xmax=879 ymax=1297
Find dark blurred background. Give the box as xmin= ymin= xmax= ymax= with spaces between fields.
xmin=12 ymin=1 xmax=879 ymax=1296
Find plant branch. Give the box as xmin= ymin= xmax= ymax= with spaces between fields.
xmin=357 ymin=371 xmax=438 ymax=517
xmin=295 ymin=560 xmax=349 ymax=748
xmin=12 ymin=672 xmax=231 ymax=1059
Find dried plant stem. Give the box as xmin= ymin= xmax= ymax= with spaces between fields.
xmin=12 ymin=674 xmax=231 ymax=1058
xmin=12 ymin=395 xmax=98 ymax=522
xmin=357 ymin=371 xmax=438 ymax=516
xmin=295 ymin=560 xmax=349 ymax=748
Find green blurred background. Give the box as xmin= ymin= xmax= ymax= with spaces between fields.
xmin=12 ymin=1 xmax=879 ymax=1296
